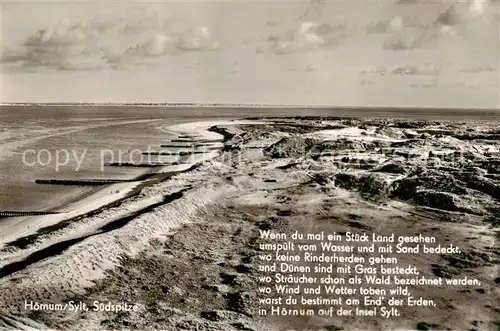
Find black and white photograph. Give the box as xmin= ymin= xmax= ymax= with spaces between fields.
xmin=0 ymin=1 xmax=499 ymax=330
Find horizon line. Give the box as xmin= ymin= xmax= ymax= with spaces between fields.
xmin=1 ymin=102 xmax=499 ymax=112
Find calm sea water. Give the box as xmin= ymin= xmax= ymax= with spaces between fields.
xmin=1 ymin=105 xmax=498 ymax=211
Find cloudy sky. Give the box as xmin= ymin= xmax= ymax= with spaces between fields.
xmin=0 ymin=0 xmax=499 ymax=108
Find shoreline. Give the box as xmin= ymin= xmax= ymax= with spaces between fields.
xmin=0 ymin=119 xmax=262 ymax=277
xmin=0 ymin=120 xmax=235 ymax=249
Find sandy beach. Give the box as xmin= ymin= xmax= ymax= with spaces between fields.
xmin=0 ymin=116 xmax=499 ymax=331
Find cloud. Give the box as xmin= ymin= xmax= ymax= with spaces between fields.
xmin=126 ymin=34 xmax=175 ymax=57
xmin=1 ymin=0 xmax=498 ymax=74
xmin=176 ymin=27 xmax=220 ymax=51
xmin=1 ymin=10 xmax=222 ymax=71
xmin=382 ymin=29 xmax=441 ymax=51
xmin=360 ymin=64 xmax=440 ymax=77
xmin=366 ymin=17 xmax=406 ymax=34
xmin=390 ymin=64 xmax=440 ymax=76
xmin=2 ymin=0 xmax=357 ymax=65
xmin=381 ymin=0 xmax=498 ymax=51
xmin=436 ymin=0 xmax=492 ymax=25
xmin=460 ymin=65 xmax=497 ymax=73
xmin=255 ymin=21 xmax=350 ymax=55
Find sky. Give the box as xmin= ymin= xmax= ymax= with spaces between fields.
xmin=0 ymin=0 xmax=499 ymax=108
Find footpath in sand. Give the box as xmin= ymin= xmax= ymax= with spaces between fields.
xmin=0 ymin=118 xmax=499 ymax=331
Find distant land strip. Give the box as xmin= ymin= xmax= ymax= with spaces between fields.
xmin=0 ymin=102 xmax=498 ymax=111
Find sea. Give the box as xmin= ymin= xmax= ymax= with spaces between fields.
xmin=0 ymin=105 xmax=238 ymax=211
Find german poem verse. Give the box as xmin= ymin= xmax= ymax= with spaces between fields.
xmin=256 ymin=230 xmax=481 ymax=318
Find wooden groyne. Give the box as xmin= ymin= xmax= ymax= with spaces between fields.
xmin=0 ymin=211 xmax=62 ymax=217
xmin=35 ymin=179 xmax=137 ymax=185
xmin=160 ymin=143 xmax=219 ymax=148
xmin=169 ymin=139 xmax=223 ymax=143
xmin=169 ymin=139 xmax=196 ymax=143
xmin=454 ymin=133 xmax=500 ymax=141
xmin=141 ymin=150 xmax=217 ymax=156
xmin=104 ymin=162 xmax=173 ymax=167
